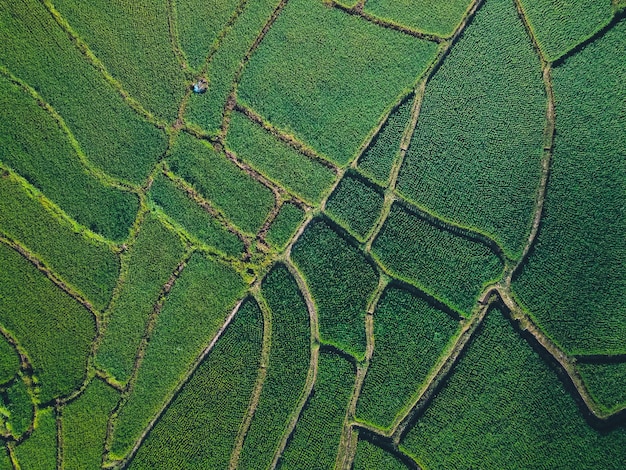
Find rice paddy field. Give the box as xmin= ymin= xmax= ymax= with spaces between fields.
xmin=0 ymin=0 xmax=623 ymax=468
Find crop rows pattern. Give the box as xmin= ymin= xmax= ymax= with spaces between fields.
xmin=0 ymin=0 xmax=624 ymax=468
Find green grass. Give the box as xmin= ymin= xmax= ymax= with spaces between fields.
xmin=365 ymin=0 xmax=472 ymax=37
xmin=578 ymin=362 xmax=626 ymax=414
xmin=511 ymin=19 xmax=626 ymax=355
xmin=0 ymin=336 xmax=19 ymax=386
xmin=0 ymin=173 xmax=120 ymax=310
xmin=227 ymin=110 xmax=336 ymax=204
xmin=237 ymin=0 xmax=439 ymax=165
xmin=400 ymin=309 xmax=626 ymax=468
xmin=519 ymin=0 xmax=614 ymax=61
xmin=357 ymin=97 xmax=413 ymax=186
xmin=62 ymin=378 xmax=119 ymax=470
xmin=0 ymin=0 xmax=167 ymax=184
xmin=396 ymin=0 xmax=546 ymax=259
xmin=278 ymin=350 xmax=355 ymax=469
xmin=168 ymin=132 xmax=275 ymax=235
xmin=0 ymin=244 xmax=95 ymax=403
xmin=372 ymin=203 xmax=503 ymax=315
xmin=175 ymin=0 xmax=242 ymax=70
xmin=0 ymin=76 xmax=138 ymax=241
xmin=110 ymin=253 xmax=246 ymax=458
xmin=149 ymin=173 xmax=244 ymax=258
xmin=265 ymin=203 xmax=305 ymax=250
xmin=2 ymin=378 xmax=33 ymax=439
xmin=96 ymin=213 xmax=185 ymax=383
xmin=185 ymin=0 xmax=281 ymax=135
xmin=291 ymin=219 xmax=379 ymax=358
xmin=53 ymin=0 xmax=187 ymax=122
xmin=353 ymin=439 xmax=408 ymax=470
xmin=239 ymin=264 xmax=311 ymax=469
xmin=356 ymin=287 xmax=460 ymax=430
xmin=129 ymin=298 xmax=262 ymax=469
xmin=325 ymin=173 xmax=384 ymax=242
xmin=13 ymin=407 xmax=56 ymax=470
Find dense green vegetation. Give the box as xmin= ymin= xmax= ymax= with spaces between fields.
xmin=265 ymin=203 xmax=305 ymax=250
xmin=0 ymin=0 xmax=167 ymax=184
xmin=578 ymin=362 xmax=626 ymax=414
xmin=353 ymin=439 xmax=408 ymax=470
xmin=227 ymin=111 xmax=336 ymax=204
xmin=325 ymin=173 xmax=384 ymax=242
xmin=0 ymin=244 xmax=95 ymax=402
xmin=357 ymin=97 xmax=413 ymax=186
xmin=2 ymin=378 xmax=33 ymax=439
xmin=397 ymin=0 xmax=546 ymax=258
xmin=512 ymin=19 xmax=626 ymax=355
xmin=238 ymin=0 xmax=438 ymax=165
xmin=0 ymin=76 xmax=138 ymax=241
xmin=372 ymin=203 xmax=503 ymax=315
xmin=291 ymin=219 xmax=378 ymax=358
xmin=129 ymin=298 xmax=262 ymax=469
xmin=13 ymin=407 xmax=56 ymax=470
xmin=239 ymin=265 xmax=310 ymax=469
xmin=0 ymin=336 xmax=19 ymax=385
xmin=168 ymin=132 xmax=275 ymax=235
xmin=110 ymin=253 xmax=246 ymax=458
xmin=61 ymin=379 xmax=119 ymax=470
xmin=401 ymin=309 xmax=626 ymax=468
xmin=278 ymin=350 xmax=355 ymax=469
xmin=356 ymin=287 xmax=460 ymax=429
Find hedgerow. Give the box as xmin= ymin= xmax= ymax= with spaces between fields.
xmin=0 ymin=0 xmax=167 ymax=184
xmin=109 ymin=253 xmax=246 ymax=458
xmin=167 ymin=133 xmax=274 ymax=235
xmin=3 ymin=378 xmax=33 ymax=440
xmin=578 ymin=362 xmax=626 ymax=414
xmin=129 ymin=298 xmax=262 ymax=469
xmin=0 ymin=173 xmax=119 ymax=310
xmin=0 ymin=244 xmax=95 ymax=403
xmin=278 ymin=350 xmax=355 ymax=469
xmin=237 ymin=0 xmax=438 ymax=165
xmin=400 ymin=309 xmax=626 ymax=468
xmin=511 ymin=19 xmax=626 ymax=355
xmin=291 ymin=219 xmax=378 ymax=358
xmin=356 ymin=287 xmax=460 ymax=430
xmin=0 ymin=336 xmax=19 ymax=386
xmin=13 ymin=407 xmax=56 ymax=470
xmin=396 ymin=0 xmax=546 ymax=259
xmin=226 ymin=110 xmax=336 ymax=205
xmin=239 ymin=264 xmax=311 ymax=469
xmin=0 ymin=76 xmax=138 ymax=241
xmin=265 ymin=203 xmax=305 ymax=250
xmin=353 ymin=438 xmax=408 ymax=470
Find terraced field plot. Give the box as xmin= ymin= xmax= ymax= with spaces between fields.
xmin=0 ymin=0 xmax=624 ymax=468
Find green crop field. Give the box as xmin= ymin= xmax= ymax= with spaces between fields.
xmin=0 ymin=0 xmax=624 ymax=467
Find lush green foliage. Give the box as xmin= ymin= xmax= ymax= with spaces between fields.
xmin=356 ymin=287 xmax=460 ymax=429
xmin=0 ymin=244 xmax=95 ymax=402
xmin=168 ymin=132 xmax=274 ymax=235
xmin=149 ymin=174 xmax=244 ymax=258
xmin=0 ymin=449 xmax=10 ymax=470
xmin=400 ymin=309 xmax=626 ymax=468
xmin=0 ymin=174 xmax=120 ymax=310
xmin=265 ymin=203 xmax=305 ymax=250
xmin=2 ymin=378 xmax=33 ymax=439
xmin=372 ymin=203 xmax=503 ymax=315
xmin=227 ymin=111 xmax=336 ymax=204
xmin=0 ymin=76 xmax=138 ymax=241
xmin=578 ymin=362 xmax=626 ymax=414
xmin=129 ymin=298 xmax=262 ymax=469
xmin=397 ymin=0 xmax=546 ymax=258
xmin=519 ymin=0 xmax=614 ymax=61
xmin=512 ymin=20 xmax=626 ymax=355
xmin=13 ymin=407 xmax=56 ymax=470
xmin=291 ymin=219 xmax=378 ymax=358
xmin=238 ymin=0 xmax=438 ymax=165
xmin=0 ymin=0 xmax=167 ymax=184
xmin=353 ymin=439 xmax=408 ymax=470
xmin=0 ymin=336 xmax=19 ymax=385
xmin=365 ymin=0 xmax=471 ymax=37
xmin=278 ymin=350 xmax=355 ymax=469
xmin=110 ymin=253 xmax=246 ymax=458
xmin=53 ymin=0 xmax=186 ymax=121
xmin=325 ymin=173 xmax=384 ymax=242
xmin=357 ymin=97 xmax=412 ymax=186
xmin=239 ymin=265 xmax=310 ymax=469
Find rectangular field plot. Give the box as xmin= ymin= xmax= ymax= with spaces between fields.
xmin=13 ymin=407 xmax=56 ymax=470
xmin=0 ymin=173 xmax=119 ymax=310
xmin=237 ymin=0 xmax=438 ymax=165
xmin=353 ymin=438 xmax=409 ymax=470
xmin=372 ymin=203 xmax=503 ymax=315
xmin=577 ymin=361 xmax=626 ymax=414
xmin=128 ymin=298 xmax=262 ymax=469
xmin=0 ymin=0 xmax=167 ymax=184
xmin=167 ymin=133 xmax=275 ymax=235
xmin=226 ymin=110 xmax=336 ymax=205
xmin=265 ymin=202 xmax=305 ymax=250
